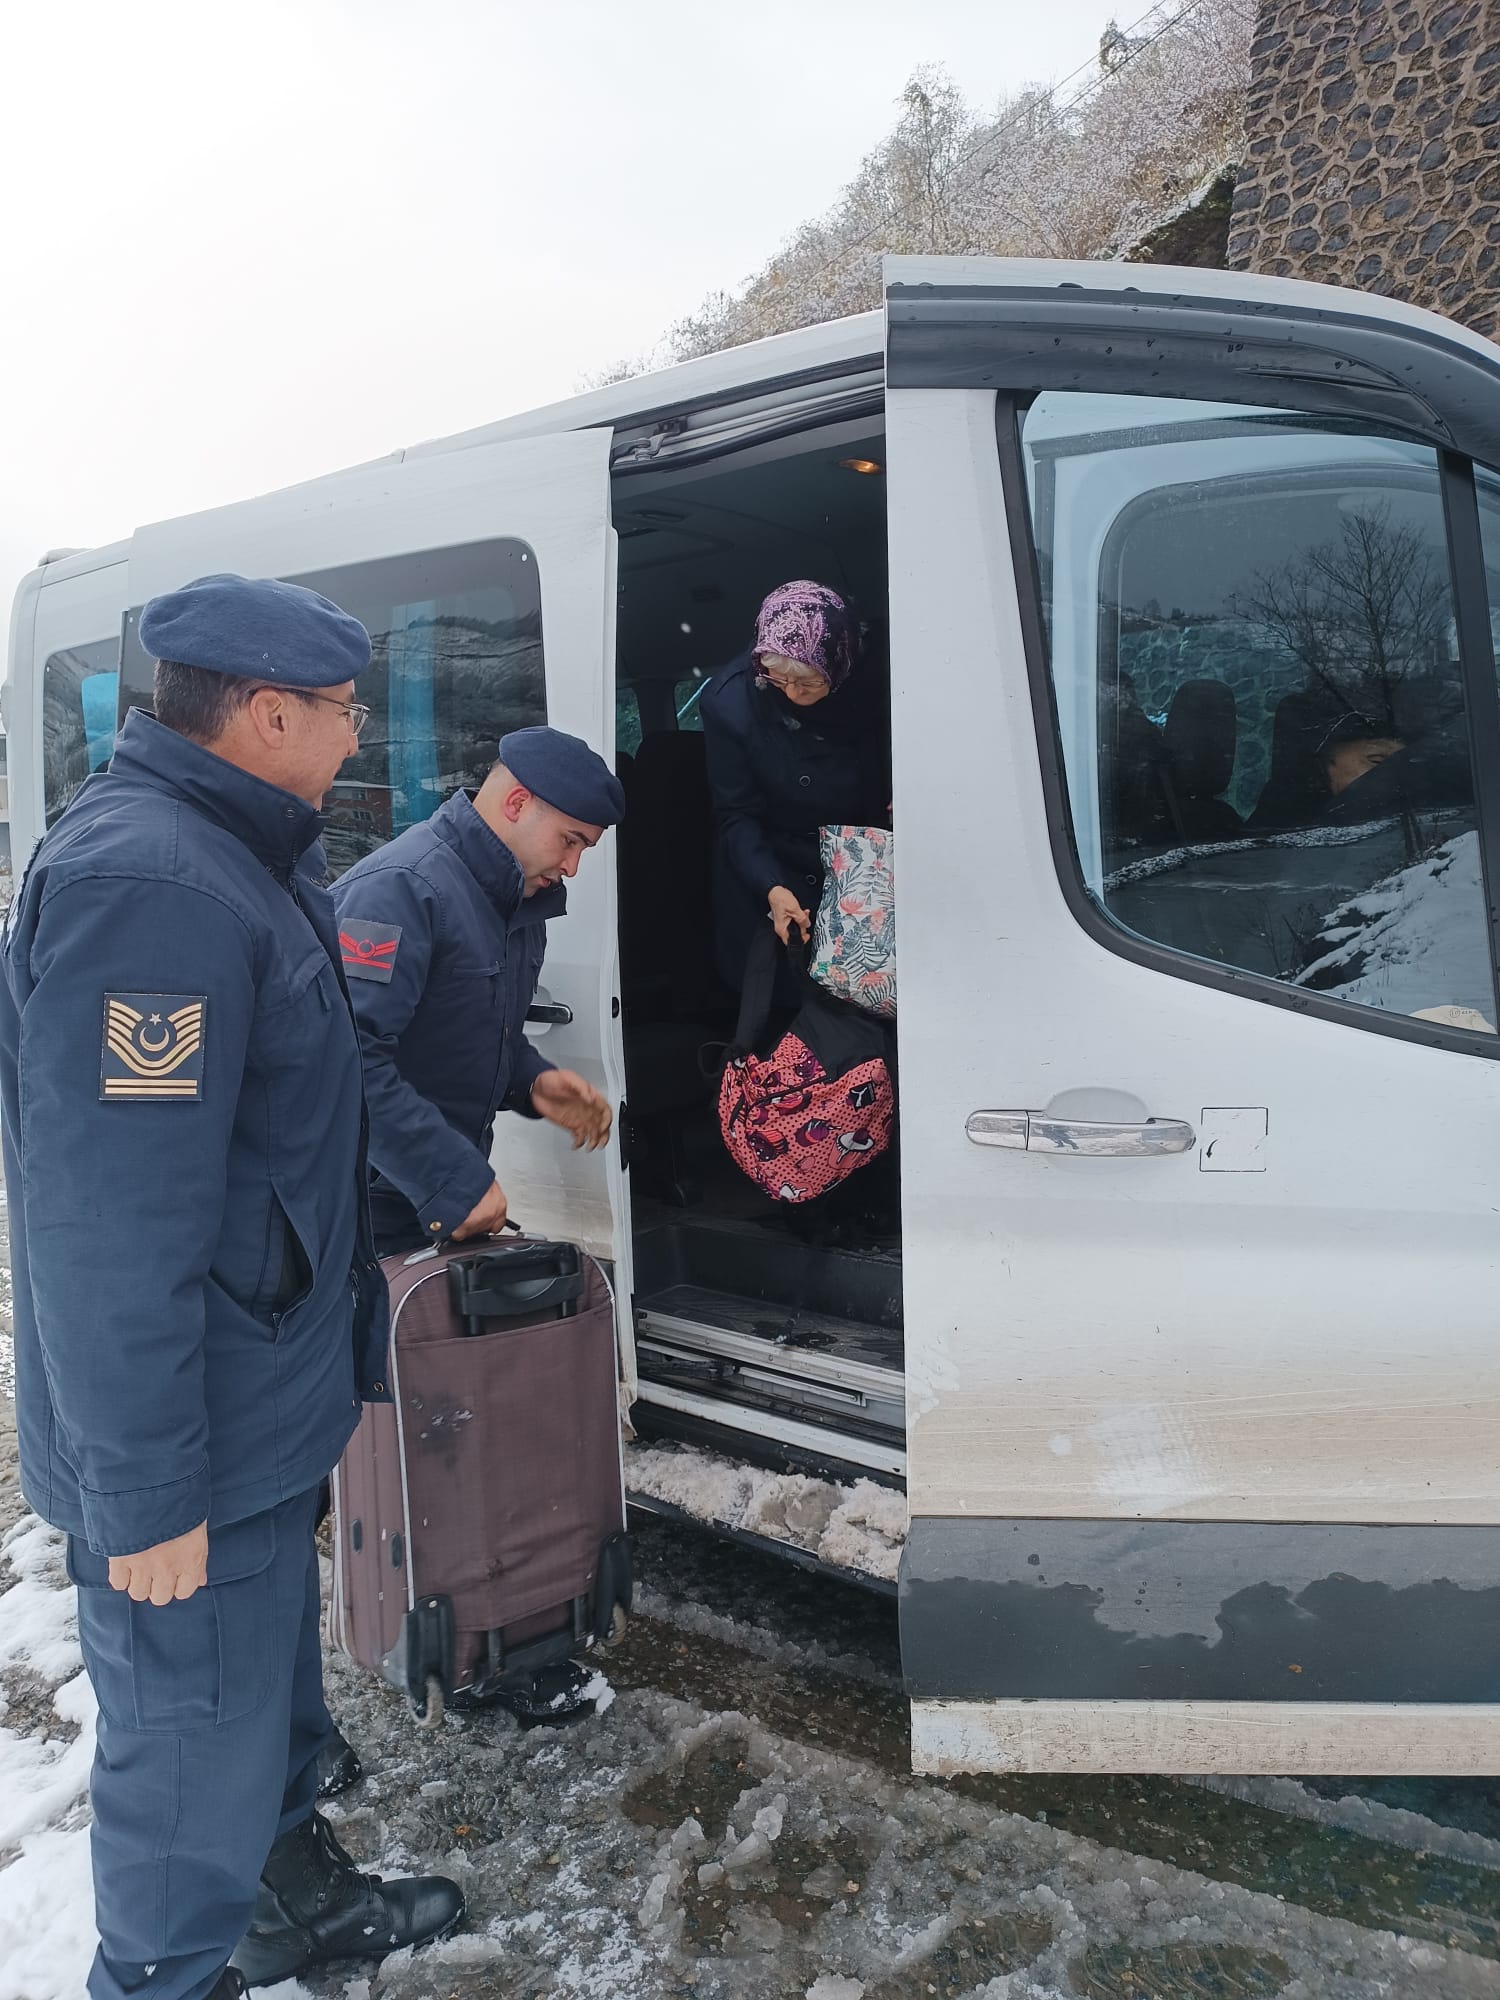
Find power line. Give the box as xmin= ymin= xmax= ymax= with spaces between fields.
xmin=941 ymin=0 xmax=1212 ymax=193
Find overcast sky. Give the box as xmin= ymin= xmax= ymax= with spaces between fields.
xmin=1 ymin=0 xmax=1127 ymax=623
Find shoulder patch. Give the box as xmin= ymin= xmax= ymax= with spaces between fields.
xmin=100 ymin=994 xmax=207 ymax=1102
xmin=339 ymin=919 xmax=402 ymax=983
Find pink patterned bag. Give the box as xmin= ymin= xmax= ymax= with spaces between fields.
xmin=718 ymin=931 xmax=895 ymax=1205
xmin=809 ymin=825 xmax=896 ymax=1020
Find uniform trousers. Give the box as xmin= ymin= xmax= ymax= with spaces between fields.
xmin=67 ymin=1487 xmax=332 ymax=2000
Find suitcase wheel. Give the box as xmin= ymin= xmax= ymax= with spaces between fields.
xmin=412 ymin=1674 xmax=445 ymax=1729
xmin=590 ymin=1532 xmax=634 ymax=1654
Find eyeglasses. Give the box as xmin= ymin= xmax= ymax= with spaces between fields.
xmin=757 ymin=654 xmax=823 ymax=690
xmin=251 ymin=684 xmax=371 ymax=736
xmin=298 ymin=690 xmax=371 ymax=736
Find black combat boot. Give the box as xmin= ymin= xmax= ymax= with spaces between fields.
xmin=315 ymin=1721 xmax=363 ymax=1800
xmin=204 ymin=1972 xmax=246 ymax=2000
xmin=230 ymin=1812 xmax=464 ymax=1987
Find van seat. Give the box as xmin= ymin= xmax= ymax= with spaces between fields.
xmin=1162 ymin=679 xmax=1243 ymax=842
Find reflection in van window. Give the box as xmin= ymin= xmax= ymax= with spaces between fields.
xmin=43 ymin=640 xmax=120 ymax=827
xmin=1021 ymin=393 xmax=1496 ymax=1034
xmin=116 ymin=540 xmax=546 ymax=878
xmin=616 ymin=685 xmax=643 ymax=759
xmin=674 ymin=674 xmax=708 ymax=731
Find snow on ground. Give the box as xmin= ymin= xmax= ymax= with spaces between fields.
xmin=4 ymin=1509 xmax=1500 ymax=1998
xmin=0 ymin=1828 xmax=96 ymax=2000
xmin=625 ymin=1442 xmax=907 ymax=1583
xmin=0 ymin=1185 xmax=12 ymax=1405
xmin=0 ymin=1517 xmax=81 ymax=1688
xmin=1189 ymin=1775 xmax=1500 ymax=1875
xmin=631 ymin=1579 xmax=900 ymax=1693
xmin=0 ymin=1519 xmax=97 ymax=2000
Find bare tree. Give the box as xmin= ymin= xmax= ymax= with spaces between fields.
xmin=1234 ymin=504 xmax=1453 ymax=729
xmin=640 ymin=0 xmax=1257 ymax=370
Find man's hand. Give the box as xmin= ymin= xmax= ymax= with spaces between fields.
xmin=531 ymin=1069 xmax=612 ymax=1151
xmin=768 ymin=886 xmax=812 ymax=946
xmin=108 ymin=1521 xmax=208 ymax=1606
xmin=452 ymin=1178 xmax=510 ymax=1241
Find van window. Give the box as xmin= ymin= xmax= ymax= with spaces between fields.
xmin=43 ymin=639 xmax=120 ymax=827
xmin=119 ymin=540 xmax=546 ymax=877
xmin=1020 ymin=393 xmax=1496 ymax=1034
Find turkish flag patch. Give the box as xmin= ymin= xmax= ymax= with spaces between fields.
xmin=339 ymin=919 xmax=402 ymax=983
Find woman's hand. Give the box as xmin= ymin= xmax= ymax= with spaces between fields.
xmin=768 ymin=886 xmax=812 ymax=946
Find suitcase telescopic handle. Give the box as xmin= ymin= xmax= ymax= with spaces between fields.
xmin=461 ymin=1271 xmax=584 ymax=1318
xmin=446 ymin=1241 xmax=586 ymax=1327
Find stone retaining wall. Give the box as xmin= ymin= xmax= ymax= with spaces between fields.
xmin=1227 ymin=0 xmax=1500 ymax=335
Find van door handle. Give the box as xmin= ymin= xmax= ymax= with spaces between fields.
xmin=966 ymin=1111 xmax=1196 ymax=1156
xmin=525 ymin=999 xmax=573 ymax=1026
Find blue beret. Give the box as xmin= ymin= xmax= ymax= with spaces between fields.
xmin=500 ymin=727 xmax=625 ymax=827
xmin=138 ymin=573 xmax=371 ymax=688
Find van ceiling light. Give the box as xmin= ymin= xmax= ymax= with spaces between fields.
xmin=839 ymin=457 xmax=883 ymax=475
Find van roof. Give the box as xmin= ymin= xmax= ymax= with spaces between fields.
xmin=406 ymin=253 xmax=1500 ymax=461
xmin=33 ymin=258 xmax=1500 ymax=581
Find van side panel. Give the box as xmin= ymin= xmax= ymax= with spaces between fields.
xmin=901 ymin=1517 xmax=1500 ymax=1703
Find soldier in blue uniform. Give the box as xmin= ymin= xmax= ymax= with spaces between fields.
xmin=331 ymin=726 xmax=624 ymax=1251
xmin=0 ymin=575 xmax=465 ymax=1999
xmin=329 ymin=728 xmax=622 ymax=1723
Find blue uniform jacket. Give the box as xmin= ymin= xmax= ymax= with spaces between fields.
xmin=699 ymin=650 xmax=888 ymax=988
xmin=330 ymin=791 xmax=561 ymax=1243
xmin=0 ymin=711 xmax=388 ymax=1558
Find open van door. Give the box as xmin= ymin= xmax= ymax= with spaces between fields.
xmin=884 ymin=256 xmax=1500 ymax=1776
xmin=123 ymin=430 xmax=633 ymax=1356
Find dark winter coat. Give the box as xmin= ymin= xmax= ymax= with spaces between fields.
xmin=0 ymin=710 xmax=387 ymax=1557
xmin=330 ymin=791 xmax=561 ymax=1249
xmin=699 ymin=650 xmax=888 ymax=991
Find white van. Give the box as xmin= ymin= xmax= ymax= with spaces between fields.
xmin=10 ymin=256 xmax=1500 ymax=1780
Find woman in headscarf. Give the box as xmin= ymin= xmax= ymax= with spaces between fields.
xmin=700 ymin=580 xmax=889 ymax=993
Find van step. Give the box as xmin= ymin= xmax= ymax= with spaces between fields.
xmin=639 ymin=1282 xmax=902 ymax=1375
xmin=634 ymin=1366 xmax=906 ymax=1469
xmin=635 ymin=1287 xmax=905 ymax=1444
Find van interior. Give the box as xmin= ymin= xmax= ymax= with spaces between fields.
xmin=609 ymin=414 xmax=908 ymax=1482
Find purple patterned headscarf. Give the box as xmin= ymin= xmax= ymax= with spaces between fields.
xmin=753 ymin=581 xmax=859 ymax=693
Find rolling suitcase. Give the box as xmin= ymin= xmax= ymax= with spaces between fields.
xmin=329 ymin=1234 xmax=633 ymax=1725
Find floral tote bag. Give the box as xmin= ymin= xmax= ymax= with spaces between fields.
xmin=809 ymin=825 xmax=896 ymax=1020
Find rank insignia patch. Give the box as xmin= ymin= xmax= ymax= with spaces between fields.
xmin=339 ymin=920 xmax=402 ymax=983
xmin=100 ymin=994 xmax=207 ymax=1101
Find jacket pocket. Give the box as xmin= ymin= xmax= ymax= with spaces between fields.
xmin=267 ymin=1194 xmax=315 ymax=1320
